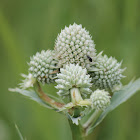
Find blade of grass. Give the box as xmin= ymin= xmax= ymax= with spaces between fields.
xmin=15 ymin=124 xmax=25 ymax=140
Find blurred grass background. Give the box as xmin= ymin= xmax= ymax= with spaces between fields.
xmin=0 ymin=0 xmax=140 ymax=140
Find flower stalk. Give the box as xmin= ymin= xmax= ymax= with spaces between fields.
xmin=34 ymin=81 xmax=65 ymax=109
xmin=70 ymin=88 xmax=83 ymax=105
xmin=82 ymin=109 xmax=102 ymax=136
xmin=69 ymin=120 xmax=85 ymax=140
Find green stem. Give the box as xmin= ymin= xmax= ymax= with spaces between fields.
xmin=82 ymin=109 xmax=102 ymax=136
xmin=69 ymin=120 xmax=85 ymax=140
xmin=70 ymin=88 xmax=83 ymax=105
xmin=34 ymin=81 xmax=65 ymax=109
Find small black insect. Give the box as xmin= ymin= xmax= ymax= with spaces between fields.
xmin=87 ymin=55 xmax=92 ymax=62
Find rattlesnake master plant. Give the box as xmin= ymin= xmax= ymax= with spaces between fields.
xmin=9 ymin=23 xmax=140 ymax=140
xmin=54 ymin=23 xmax=96 ymax=68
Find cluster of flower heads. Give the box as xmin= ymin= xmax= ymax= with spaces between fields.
xmin=24 ymin=23 xmax=126 ymax=110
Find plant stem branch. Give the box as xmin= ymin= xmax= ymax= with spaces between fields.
xmin=82 ymin=109 xmax=102 ymax=136
xmin=70 ymin=88 xmax=83 ymax=104
xmin=34 ymin=81 xmax=65 ymax=109
xmin=69 ymin=120 xmax=85 ymax=140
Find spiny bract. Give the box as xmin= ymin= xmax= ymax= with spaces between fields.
xmin=90 ymin=89 xmax=111 ymax=110
xmin=55 ymin=64 xmax=92 ymax=97
xmin=19 ymin=73 xmax=36 ymax=89
xmin=28 ymin=50 xmax=58 ymax=84
xmin=54 ymin=23 xmax=96 ymax=68
xmin=89 ymin=54 xmax=126 ymax=91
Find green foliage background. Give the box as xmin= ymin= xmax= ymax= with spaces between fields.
xmin=0 ymin=0 xmax=140 ymax=140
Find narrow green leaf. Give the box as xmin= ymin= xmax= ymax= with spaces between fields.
xmin=9 ymin=88 xmax=53 ymax=109
xmin=86 ymin=78 xmax=140 ymax=135
xmin=15 ymin=124 xmax=24 ymax=140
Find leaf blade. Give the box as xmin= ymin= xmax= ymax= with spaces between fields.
xmin=86 ymin=78 xmax=140 ymax=135
xmin=15 ymin=124 xmax=24 ymax=140
xmin=9 ymin=88 xmax=53 ymax=109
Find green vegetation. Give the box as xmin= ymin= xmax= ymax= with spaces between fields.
xmin=0 ymin=0 xmax=140 ymax=140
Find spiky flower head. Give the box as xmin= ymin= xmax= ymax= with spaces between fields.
xmin=28 ymin=50 xmax=58 ymax=84
xmin=89 ymin=54 xmax=126 ymax=91
xmin=90 ymin=89 xmax=111 ymax=110
xmin=55 ymin=64 xmax=92 ymax=97
xmin=54 ymin=23 xmax=96 ymax=68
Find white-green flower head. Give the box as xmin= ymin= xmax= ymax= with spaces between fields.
xmin=28 ymin=50 xmax=58 ymax=84
xmin=90 ymin=54 xmax=126 ymax=91
xmin=54 ymin=23 xmax=96 ymax=68
xmin=55 ymin=64 xmax=92 ymax=98
xmin=90 ymin=89 xmax=111 ymax=110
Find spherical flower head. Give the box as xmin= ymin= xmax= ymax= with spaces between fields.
xmin=28 ymin=50 xmax=58 ymax=84
xmin=54 ymin=23 xmax=96 ymax=69
xmin=90 ymin=89 xmax=111 ymax=110
xmin=55 ymin=64 xmax=92 ymax=97
xmin=89 ymin=54 xmax=126 ymax=91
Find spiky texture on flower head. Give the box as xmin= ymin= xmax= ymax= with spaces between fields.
xmin=90 ymin=89 xmax=111 ymax=110
xmin=89 ymin=54 xmax=126 ymax=91
xmin=28 ymin=50 xmax=58 ymax=84
xmin=54 ymin=23 xmax=96 ymax=68
xmin=55 ymin=64 xmax=92 ymax=97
